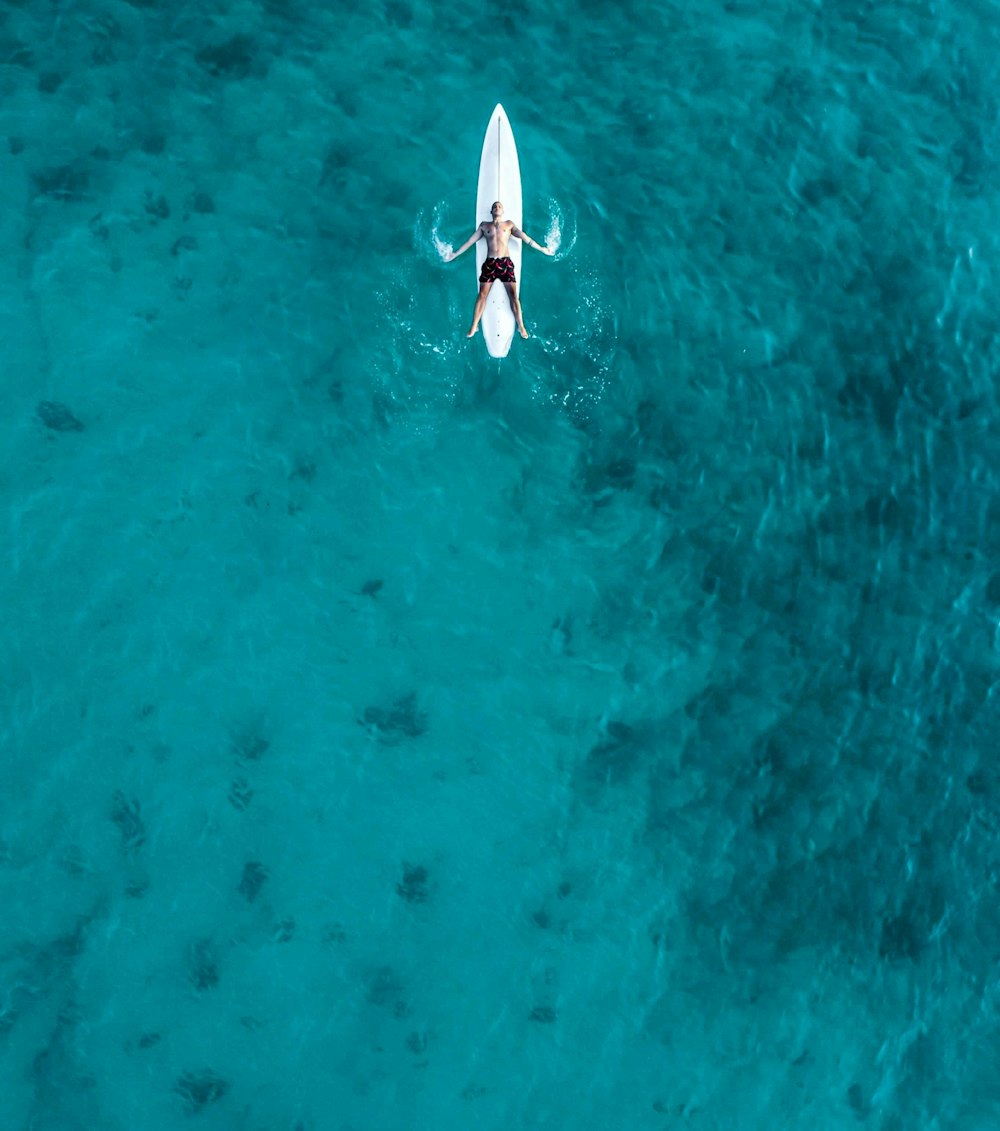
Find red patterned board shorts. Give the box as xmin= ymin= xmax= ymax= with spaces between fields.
xmin=479 ymin=256 xmax=516 ymax=284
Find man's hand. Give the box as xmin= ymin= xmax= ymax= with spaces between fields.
xmin=443 ymin=249 xmax=455 ymax=262
xmin=542 ymin=246 xmax=555 ymax=256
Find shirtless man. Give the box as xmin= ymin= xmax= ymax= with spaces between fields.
xmin=445 ymin=201 xmax=554 ymax=339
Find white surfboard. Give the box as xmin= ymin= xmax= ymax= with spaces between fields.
xmin=476 ymin=104 xmax=522 ymax=358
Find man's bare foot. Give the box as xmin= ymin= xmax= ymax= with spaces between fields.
xmin=467 ymin=326 xmax=479 ymax=338
xmin=519 ymin=326 xmax=529 ymax=339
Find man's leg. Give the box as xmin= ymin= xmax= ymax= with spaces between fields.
xmin=467 ymin=281 xmax=493 ymax=337
xmin=503 ymin=282 xmax=528 ymax=338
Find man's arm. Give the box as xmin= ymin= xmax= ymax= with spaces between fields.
xmin=444 ymin=226 xmax=483 ymax=261
xmin=512 ymin=226 xmax=555 ymax=255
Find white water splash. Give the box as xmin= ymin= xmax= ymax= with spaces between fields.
xmin=543 ymin=197 xmax=576 ymax=258
xmin=544 ymin=197 xmax=562 ymax=254
xmin=432 ymin=230 xmax=454 ymax=262
xmin=435 ymin=201 xmax=460 ymax=262
xmin=421 ymin=201 xmax=455 ymax=262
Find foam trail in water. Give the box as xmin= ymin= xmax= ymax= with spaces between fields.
xmin=546 ymin=218 xmax=561 ymax=254
xmin=427 ymin=202 xmax=454 ymax=261
xmin=544 ymin=197 xmax=576 ymax=258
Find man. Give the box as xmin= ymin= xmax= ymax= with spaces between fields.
xmin=445 ymin=201 xmax=554 ymax=339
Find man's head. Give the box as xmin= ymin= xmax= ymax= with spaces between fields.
xmin=491 ymin=201 xmax=504 ymax=218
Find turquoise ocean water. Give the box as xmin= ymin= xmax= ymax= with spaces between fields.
xmin=2 ymin=0 xmax=999 ymax=1127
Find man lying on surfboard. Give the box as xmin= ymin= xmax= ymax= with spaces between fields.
xmin=445 ymin=201 xmax=554 ymax=339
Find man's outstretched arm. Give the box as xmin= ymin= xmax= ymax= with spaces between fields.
xmin=512 ymin=226 xmax=555 ymax=255
xmin=445 ymin=227 xmax=483 ymax=261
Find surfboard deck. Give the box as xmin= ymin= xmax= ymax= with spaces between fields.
xmin=476 ymin=104 xmax=522 ymax=358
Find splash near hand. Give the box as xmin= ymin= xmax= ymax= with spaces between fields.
xmin=431 ymin=218 xmax=454 ymax=263
xmin=544 ymin=207 xmax=562 ymax=257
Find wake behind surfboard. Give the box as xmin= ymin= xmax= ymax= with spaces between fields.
xmin=476 ymin=104 xmax=522 ymax=358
